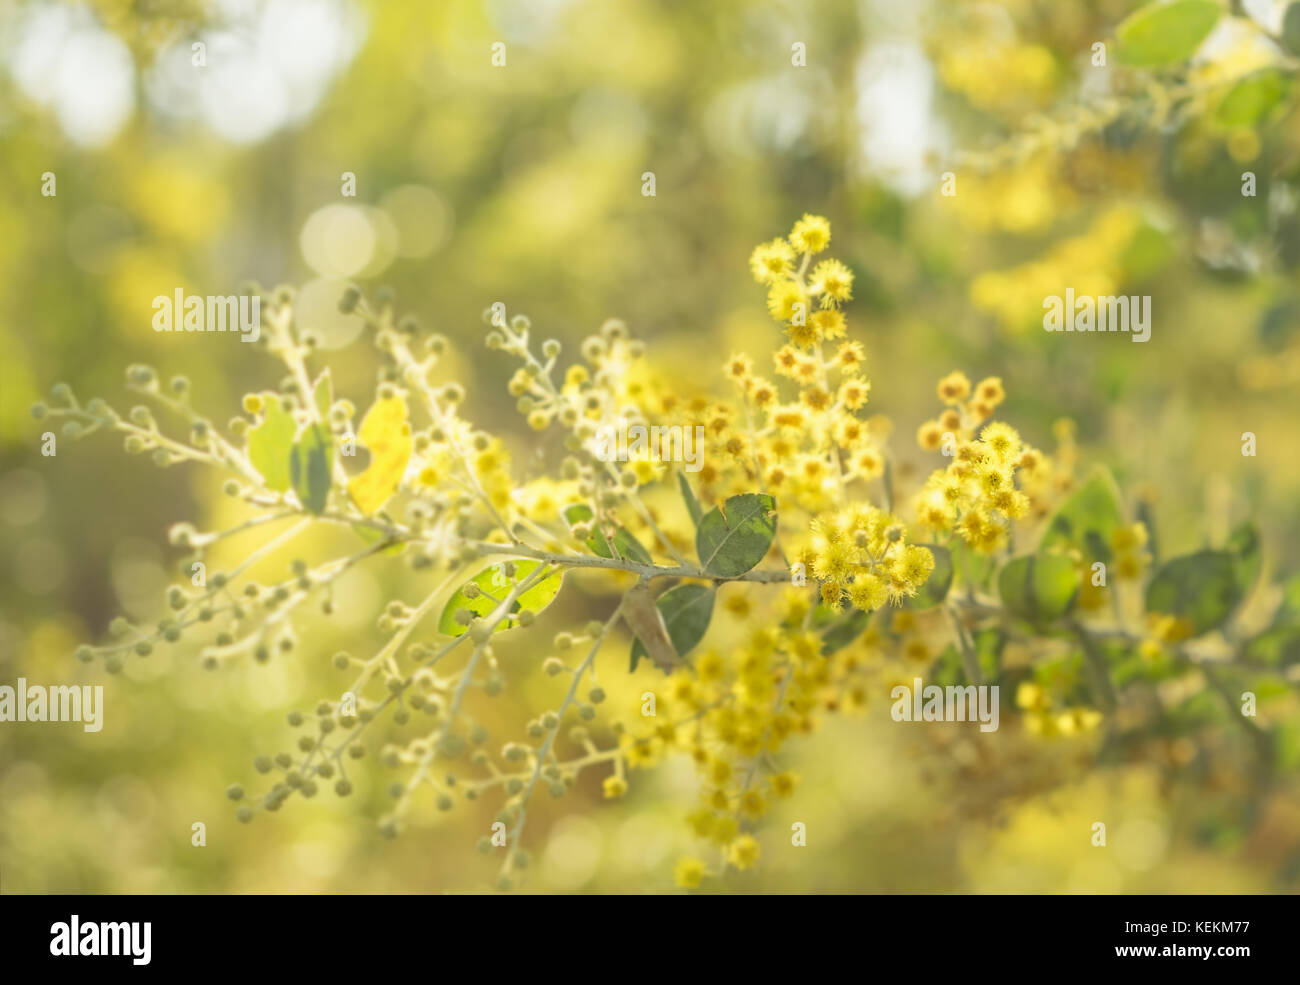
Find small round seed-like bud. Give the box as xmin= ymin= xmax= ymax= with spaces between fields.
xmin=226 ymin=784 xmax=244 ymax=801
xmin=339 ymin=285 xmax=361 ymax=314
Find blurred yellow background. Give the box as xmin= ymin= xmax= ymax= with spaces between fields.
xmin=1 ymin=0 xmax=1298 ymax=892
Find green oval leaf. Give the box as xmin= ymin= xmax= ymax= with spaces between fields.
xmin=1227 ymin=522 xmax=1261 ymax=597
xmin=290 ymin=422 xmax=333 ymax=515
xmin=1116 ymin=0 xmax=1221 ymax=68
xmin=1040 ymin=466 xmax=1124 ymax=557
xmin=629 ymin=583 xmax=714 ymax=672
xmin=696 ymin=493 xmax=777 ymax=577
xmin=562 ymin=504 xmax=652 ymax=564
xmin=677 ymin=471 xmax=703 ymax=527
xmin=1216 ymin=68 xmax=1293 ymax=127
xmin=998 ymin=553 xmax=1080 ymax=625
xmin=905 ymin=544 xmax=952 ymax=610
xmin=1243 ymin=626 xmax=1300 ymax=668
xmin=438 ymin=560 xmax=564 ymax=636
xmin=820 ymin=608 xmax=871 ymax=655
xmin=1144 ymin=550 xmax=1241 ymax=636
xmin=247 ymin=394 xmax=296 ymax=492
xmin=1283 ymin=1 xmax=1300 ymax=57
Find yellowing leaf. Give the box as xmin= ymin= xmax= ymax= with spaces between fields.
xmin=347 ymin=395 xmax=412 ymax=515
xmin=246 ymin=394 xmax=296 ymax=492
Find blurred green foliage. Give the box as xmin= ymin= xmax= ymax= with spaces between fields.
xmin=1 ymin=0 xmax=1298 ymax=892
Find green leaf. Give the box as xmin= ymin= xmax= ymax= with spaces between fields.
xmin=951 ymin=539 xmax=997 ymax=591
xmin=905 ymin=544 xmax=952 ymax=610
xmin=929 ymin=644 xmax=961 ymax=687
xmin=820 ymin=609 xmax=871 ymax=655
xmin=677 ymin=471 xmax=703 ymax=527
xmin=998 ymin=553 xmax=1080 ymax=625
xmin=1144 ymin=550 xmax=1241 ymax=636
xmin=1216 ymin=68 xmax=1293 ymax=127
xmin=1040 ymin=466 xmax=1124 ymax=555
xmin=1273 ymin=574 xmax=1300 ymax=628
xmin=1283 ymin=1 xmax=1300 ymax=57
xmin=1227 ymin=522 xmax=1261 ymax=597
xmin=1242 ymin=626 xmax=1300 ymax=668
xmin=1116 ymin=0 xmax=1221 ymax=68
xmin=437 ymin=560 xmax=564 ymax=636
xmin=630 ymin=583 xmax=714 ymax=671
xmin=696 ymin=493 xmax=777 ymax=577
xmin=290 ymin=422 xmax=333 ymax=515
xmin=562 ymin=504 xmax=652 ymax=564
xmin=246 ymin=394 xmax=296 ymax=492
xmin=972 ymin=627 xmax=1005 ymax=680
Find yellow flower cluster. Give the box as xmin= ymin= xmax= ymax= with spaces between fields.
xmin=970 ymin=208 xmax=1144 ymax=331
xmin=801 ymin=504 xmax=935 ymax=612
xmin=750 ymin=213 xmax=853 ymax=348
xmin=1075 ymin=521 xmax=1151 ymax=610
xmin=913 ymin=372 xmax=1053 ymax=553
xmin=694 ymin=218 xmax=886 ymax=513
xmin=644 ymin=587 xmax=897 ymax=884
xmin=1016 ymin=682 xmax=1103 ymax=738
xmin=938 ymin=40 xmax=1057 ymax=115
